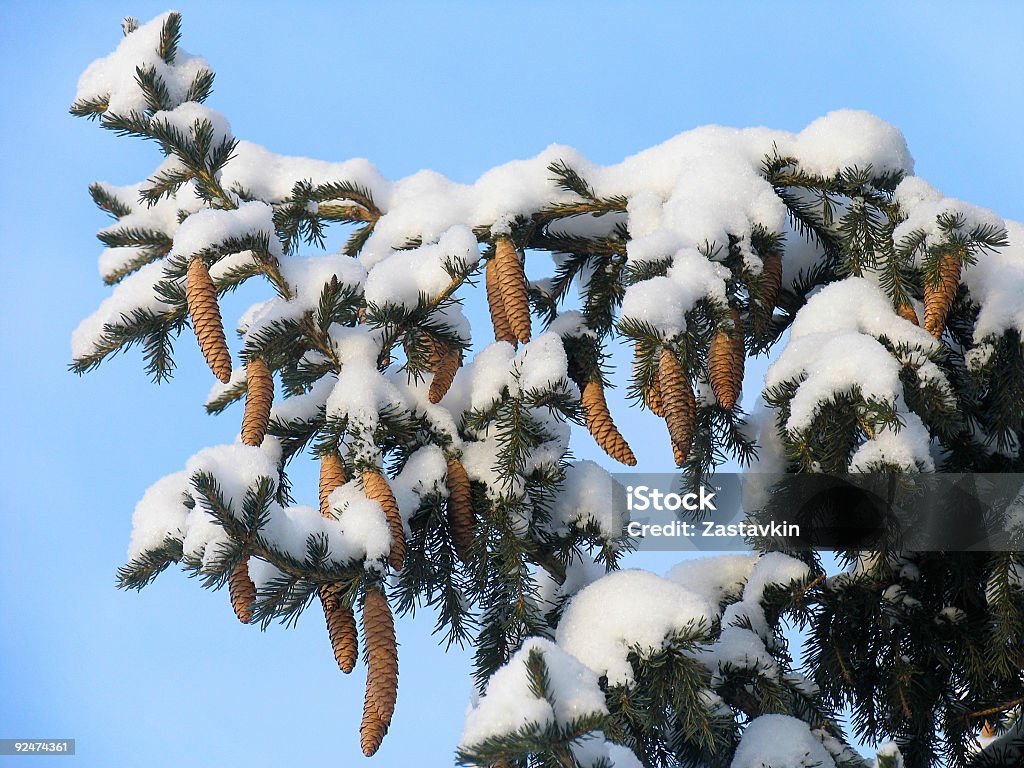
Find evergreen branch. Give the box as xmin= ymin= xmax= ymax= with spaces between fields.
xmin=157 ymin=12 xmax=182 ymax=64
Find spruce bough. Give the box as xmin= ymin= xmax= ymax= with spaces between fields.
xmin=71 ymin=12 xmax=1023 ymax=767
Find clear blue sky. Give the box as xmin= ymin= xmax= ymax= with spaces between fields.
xmin=2 ymin=2 xmax=1023 ymax=766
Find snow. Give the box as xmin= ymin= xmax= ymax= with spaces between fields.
xmin=467 ymin=342 xmax=517 ymax=410
xmin=71 ymin=260 xmax=176 ymax=360
xmin=791 ymin=110 xmax=913 ymax=178
xmin=170 ymin=201 xmax=279 ymax=259
xmin=893 ymin=177 xmax=1003 ymax=256
xmin=875 ymin=742 xmax=904 ymax=768
xmin=459 ymin=637 xmax=608 ymax=749
xmin=513 ymin=332 xmax=573 ymax=395
xmin=555 ymin=570 xmax=716 ymax=686
xmin=268 ymin=373 xmax=335 ymax=424
xmin=184 ymin=440 xmax=282 ymax=510
xmin=619 ymin=248 xmax=731 ymax=336
xmin=362 ymin=225 xmax=478 ymax=309
xmin=324 ymin=326 xmax=405 ymax=438
xmin=263 ymin=485 xmax=391 ymax=566
xmin=765 ymin=278 xmax=946 ymax=469
xmin=75 ymin=12 xmax=212 ymax=116
xmin=731 ymin=714 xmax=837 ymax=768
xmin=548 ymin=460 xmax=622 ymax=540
xmin=126 ymin=470 xmax=191 ymax=560
xmin=389 ymin=446 xmax=449 ymax=524
xmin=702 ymin=626 xmax=780 ymax=681
xmin=849 ymin=413 xmax=935 ymax=471
xmin=665 ymin=554 xmax=757 ymax=610
xmin=963 ymin=220 xmax=1024 ymax=341
xmin=743 ymin=552 xmax=811 ymax=603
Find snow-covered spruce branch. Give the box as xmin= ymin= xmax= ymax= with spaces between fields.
xmin=71 ymin=12 xmax=1024 ymax=767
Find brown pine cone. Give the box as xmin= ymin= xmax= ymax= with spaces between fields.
xmin=360 ymin=588 xmax=398 ymax=757
xmin=581 ymin=379 xmax=637 ymax=466
xmin=186 ymin=257 xmax=232 ymax=383
xmin=485 ymin=255 xmax=517 ymax=346
xmin=228 ymin=556 xmax=256 ymax=624
xmin=923 ymin=250 xmax=961 ymax=338
xmin=708 ymin=308 xmax=744 ymax=410
xmin=319 ymin=452 xmax=347 ymax=518
xmin=758 ymin=249 xmax=783 ymax=316
xmin=241 ymin=358 xmax=273 ymax=446
xmin=445 ymin=458 xmax=475 ymax=564
xmin=428 ymin=343 xmax=461 ymax=404
xmin=896 ymin=302 xmax=919 ymax=326
xmin=362 ymin=470 xmax=406 ymax=571
xmin=658 ymin=348 xmax=696 ymax=466
xmin=494 ymin=236 xmax=531 ymax=344
xmin=320 ymin=584 xmax=358 ymax=674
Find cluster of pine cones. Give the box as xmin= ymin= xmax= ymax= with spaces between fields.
xmin=185 ymin=256 xmax=477 ymax=756
xmin=183 ymin=233 xmax=963 ymax=754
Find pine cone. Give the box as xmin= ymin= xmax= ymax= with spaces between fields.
xmin=759 ymin=249 xmax=783 ymax=316
xmin=485 ymin=255 xmax=517 ymax=346
xmin=362 ymin=470 xmax=406 ymax=571
xmin=320 ymin=584 xmax=358 ymax=674
xmin=658 ymin=348 xmax=696 ymax=466
xmin=428 ymin=343 xmax=461 ymax=404
xmin=445 ymin=458 xmax=475 ymax=564
xmin=923 ymin=250 xmax=962 ymax=338
xmin=319 ymin=452 xmax=347 ymax=518
xmin=360 ymin=588 xmax=398 ymax=757
xmin=494 ymin=236 xmax=531 ymax=344
xmin=186 ymin=257 xmax=232 ymax=383
xmin=896 ymin=301 xmax=919 ymax=326
xmin=228 ymin=556 xmax=256 ymax=624
xmin=241 ymin=358 xmax=273 ymax=446
xmin=581 ymin=379 xmax=637 ymax=466
xmin=708 ymin=308 xmax=744 ymax=410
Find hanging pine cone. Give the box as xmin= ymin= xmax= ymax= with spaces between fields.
xmin=445 ymin=458 xmax=475 ymax=565
xmin=896 ymin=301 xmax=919 ymax=326
xmin=485 ymin=255 xmax=517 ymax=346
xmin=708 ymin=308 xmax=744 ymax=410
xmin=319 ymin=451 xmax=346 ymax=518
xmin=494 ymin=236 xmax=531 ymax=344
xmin=362 ymin=470 xmax=406 ymax=571
xmin=320 ymin=584 xmax=358 ymax=674
xmin=186 ymin=256 xmax=232 ymax=383
xmin=581 ymin=379 xmax=637 ymax=466
xmin=759 ymin=249 xmax=783 ymax=316
xmin=228 ymin=556 xmax=256 ymax=624
xmin=923 ymin=250 xmax=962 ymax=338
xmin=240 ymin=358 xmax=273 ymax=446
xmin=360 ymin=587 xmax=398 ymax=757
xmin=428 ymin=342 xmax=461 ymax=404
xmin=658 ymin=348 xmax=696 ymax=466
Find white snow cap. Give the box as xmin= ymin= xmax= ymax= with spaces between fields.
xmin=75 ymin=12 xmax=212 ymax=116
xmin=765 ymin=277 xmax=945 ymax=470
xmin=732 ymin=715 xmax=837 ymax=768
xmin=459 ymin=637 xmax=608 ymax=749
xmin=171 ymin=201 xmax=279 ymax=260
xmin=556 ymin=569 xmax=715 ymax=686
xmin=548 ymin=460 xmax=622 ymax=541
